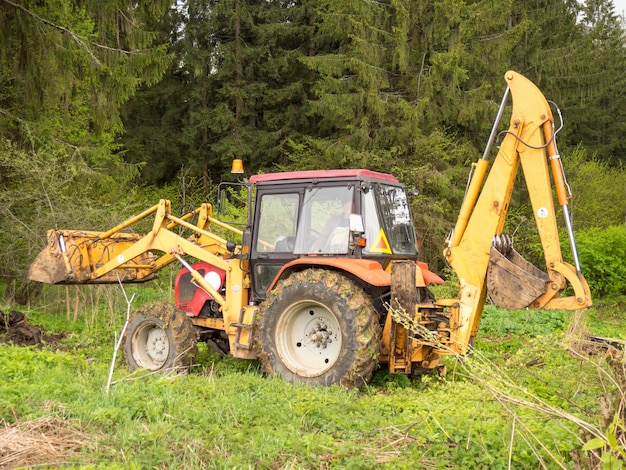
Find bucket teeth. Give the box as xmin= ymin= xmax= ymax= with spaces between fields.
xmin=491 ymin=234 xmax=513 ymax=256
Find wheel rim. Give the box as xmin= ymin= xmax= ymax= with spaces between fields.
xmin=274 ymin=300 xmax=342 ymax=377
xmin=131 ymin=322 xmax=170 ymax=370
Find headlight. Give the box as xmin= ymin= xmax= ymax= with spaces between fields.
xmin=204 ymin=271 xmax=223 ymax=291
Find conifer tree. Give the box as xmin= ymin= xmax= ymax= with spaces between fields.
xmin=0 ymin=0 xmax=171 ymax=144
xmin=570 ymin=0 xmax=626 ymax=163
xmin=506 ymin=0 xmax=626 ymax=164
xmin=294 ymin=0 xmax=424 ymax=170
xmin=122 ymin=0 xmax=318 ymax=186
xmin=0 ymin=0 xmax=172 ymax=302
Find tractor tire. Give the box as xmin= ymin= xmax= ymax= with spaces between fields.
xmin=123 ymin=302 xmax=197 ymax=373
xmin=257 ymin=269 xmax=381 ymax=388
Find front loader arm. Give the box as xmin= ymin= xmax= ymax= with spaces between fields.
xmin=28 ymin=200 xmax=242 ymax=298
xmin=442 ymin=71 xmax=591 ymax=353
xmin=28 ymin=199 xmax=257 ymax=358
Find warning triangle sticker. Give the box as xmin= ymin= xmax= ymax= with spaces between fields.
xmin=369 ymin=229 xmax=392 ymax=254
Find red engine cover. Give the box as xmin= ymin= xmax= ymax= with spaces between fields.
xmin=175 ymin=262 xmax=226 ymax=317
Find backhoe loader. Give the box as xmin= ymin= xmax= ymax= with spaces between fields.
xmin=28 ymin=71 xmax=591 ymax=387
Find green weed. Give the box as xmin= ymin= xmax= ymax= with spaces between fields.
xmin=1 ymin=292 xmax=624 ymax=468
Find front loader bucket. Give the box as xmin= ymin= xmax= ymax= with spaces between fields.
xmin=28 ymin=242 xmax=71 ymax=284
xmin=28 ymin=229 xmax=158 ymax=285
xmin=486 ymin=245 xmax=550 ymax=309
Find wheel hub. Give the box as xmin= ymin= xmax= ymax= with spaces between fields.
xmin=146 ymin=328 xmax=169 ymax=363
xmin=274 ymin=301 xmax=342 ymax=377
xmin=308 ymin=321 xmax=333 ymax=349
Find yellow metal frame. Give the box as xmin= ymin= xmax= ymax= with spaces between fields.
xmin=441 ymin=71 xmax=591 ymax=354
xmin=35 ymin=199 xmax=256 ymax=358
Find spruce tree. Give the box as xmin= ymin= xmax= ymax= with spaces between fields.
xmin=0 ymin=0 xmax=172 ymax=302
xmin=571 ymin=0 xmax=626 ymax=163
xmin=122 ymin=0 xmax=318 ymax=186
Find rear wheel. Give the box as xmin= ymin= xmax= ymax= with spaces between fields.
xmin=123 ymin=302 xmax=197 ymax=372
xmin=257 ymin=269 xmax=381 ymax=388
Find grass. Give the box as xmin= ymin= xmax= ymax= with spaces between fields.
xmin=1 ymin=284 xmax=624 ymax=469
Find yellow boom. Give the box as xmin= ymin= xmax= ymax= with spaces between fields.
xmin=441 ymin=71 xmax=592 ymax=352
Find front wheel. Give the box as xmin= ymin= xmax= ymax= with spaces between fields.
xmin=257 ymin=269 xmax=381 ymax=388
xmin=123 ymin=302 xmax=197 ymax=372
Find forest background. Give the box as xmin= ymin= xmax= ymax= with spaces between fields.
xmin=0 ymin=0 xmax=625 ymax=305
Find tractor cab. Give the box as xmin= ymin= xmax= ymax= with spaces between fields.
xmin=248 ymin=169 xmax=419 ymax=300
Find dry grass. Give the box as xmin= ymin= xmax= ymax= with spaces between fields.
xmin=0 ymin=415 xmax=94 ymax=469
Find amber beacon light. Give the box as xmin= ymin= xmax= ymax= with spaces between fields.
xmin=231 ymin=158 xmax=244 ymax=174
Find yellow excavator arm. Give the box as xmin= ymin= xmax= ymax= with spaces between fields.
xmin=442 ymin=71 xmax=592 ymax=352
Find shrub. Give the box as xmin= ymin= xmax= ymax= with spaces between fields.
xmin=575 ymin=225 xmax=626 ymax=298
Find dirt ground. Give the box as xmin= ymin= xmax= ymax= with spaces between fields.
xmin=0 ymin=310 xmax=65 ymax=347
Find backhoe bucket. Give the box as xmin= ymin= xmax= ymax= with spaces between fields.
xmin=28 ymin=229 xmax=158 ymax=285
xmin=486 ymin=245 xmax=550 ymax=309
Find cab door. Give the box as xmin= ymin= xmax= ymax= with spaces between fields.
xmin=250 ymin=191 xmax=300 ymax=300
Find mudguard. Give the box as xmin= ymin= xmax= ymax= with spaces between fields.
xmin=267 ymin=258 xmax=444 ymax=293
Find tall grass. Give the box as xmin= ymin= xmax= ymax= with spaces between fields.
xmin=1 ymin=284 xmax=624 ymax=469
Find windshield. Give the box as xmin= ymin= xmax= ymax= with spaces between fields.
xmin=363 ymin=184 xmax=418 ymax=256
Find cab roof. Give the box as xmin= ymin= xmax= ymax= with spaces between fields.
xmin=249 ymin=169 xmax=398 ymax=184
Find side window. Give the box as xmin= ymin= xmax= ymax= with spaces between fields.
xmin=255 ymin=193 xmax=299 ymax=253
xmin=376 ymin=185 xmax=417 ymax=255
xmin=362 ymin=184 xmax=417 ymax=255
